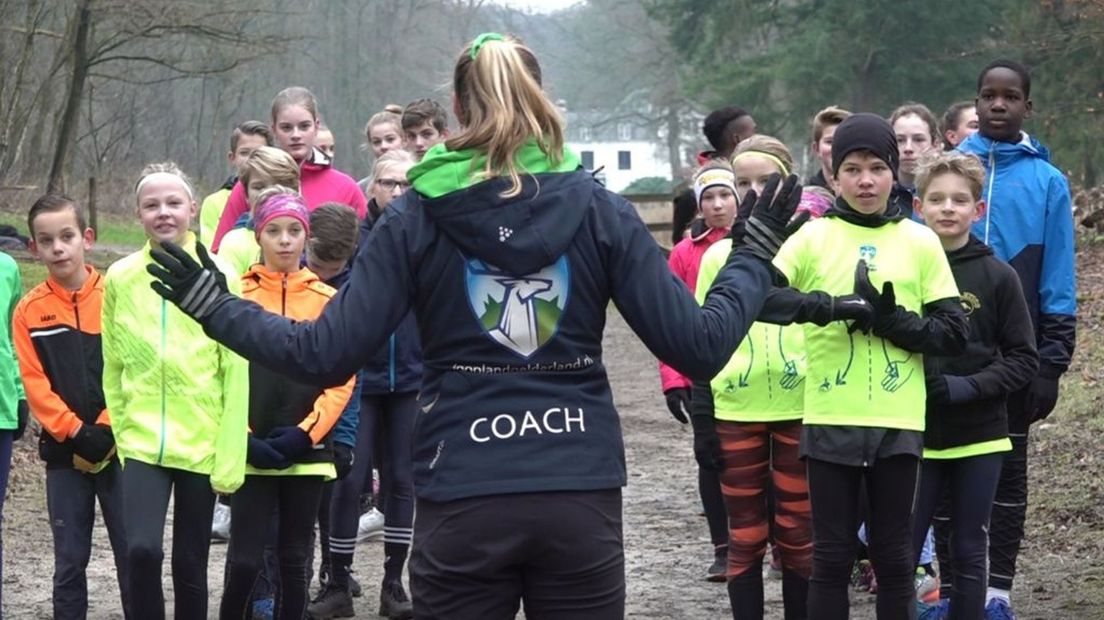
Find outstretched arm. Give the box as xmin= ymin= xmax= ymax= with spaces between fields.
xmin=150 ymin=207 xmax=414 ymax=387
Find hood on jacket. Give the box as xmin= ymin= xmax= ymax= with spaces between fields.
xmin=958 ymin=132 xmax=1051 ymax=165
xmin=945 ymin=234 xmax=994 ymax=266
xmin=410 ymin=140 xmax=589 ymax=276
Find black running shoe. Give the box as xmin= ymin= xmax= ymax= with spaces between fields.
xmin=379 ymin=580 xmax=414 ymax=619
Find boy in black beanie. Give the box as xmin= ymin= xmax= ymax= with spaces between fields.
xmin=771 ymin=113 xmax=969 ymax=619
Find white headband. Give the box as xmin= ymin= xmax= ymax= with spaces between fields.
xmin=135 ymin=171 xmax=194 ymax=201
xmin=693 ymin=168 xmax=736 ymax=206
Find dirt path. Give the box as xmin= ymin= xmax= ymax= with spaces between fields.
xmin=3 ymin=307 xmax=1101 ymax=618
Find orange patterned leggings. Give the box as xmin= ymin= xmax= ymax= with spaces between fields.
xmin=717 ymin=419 xmax=812 ymax=579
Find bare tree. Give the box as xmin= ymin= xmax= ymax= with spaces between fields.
xmin=46 ymin=0 xmax=290 ymax=192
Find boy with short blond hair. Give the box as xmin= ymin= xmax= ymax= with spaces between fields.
xmin=14 ymin=193 xmax=130 ymax=618
xmin=910 ymin=151 xmax=1038 ymax=619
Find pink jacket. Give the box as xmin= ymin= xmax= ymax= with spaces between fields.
xmin=211 ymin=151 xmax=367 ymax=251
xmin=659 ymin=226 xmax=730 ymax=392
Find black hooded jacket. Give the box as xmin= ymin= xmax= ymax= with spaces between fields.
xmin=924 ymin=236 xmax=1039 ymax=450
xmin=203 ymin=169 xmax=773 ymax=501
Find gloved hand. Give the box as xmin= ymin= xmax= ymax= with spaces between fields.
xmin=664 ymin=388 xmax=691 ymax=424
xmin=831 ymin=294 xmax=874 ymax=331
xmin=146 ymin=241 xmax=231 ymax=321
xmin=730 ymin=174 xmax=810 ymax=263
xmin=690 ymin=414 xmax=723 ymax=472
xmin=70 ymin=423 xmax=115 ymax=463
xmin=248 ymin=435 xmax=292 ymax=470
xmin=266 ymin=425 xmax=313 ymax=460
xmin=925 ymin=374 xmax=979 ymax=405
xmin=13 ymin=399 xmax=27 ymax=441
xmin=850 ymin=260 xmax=897 ymax=335
xmin=1026 ymin=366 xmax=1062 ymax=423
xmin=333 ymin=442 xmax=354 ymax=479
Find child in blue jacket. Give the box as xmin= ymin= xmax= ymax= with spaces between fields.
xmin=956 ymin=58 xmax=1076 ymax=619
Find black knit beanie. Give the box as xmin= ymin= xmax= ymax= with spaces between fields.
xmin=831 ymin=113 xmax=899 ymax=179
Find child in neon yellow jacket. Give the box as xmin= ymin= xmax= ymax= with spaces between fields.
xmin=102 ymin=162 xmax=247 ymax=619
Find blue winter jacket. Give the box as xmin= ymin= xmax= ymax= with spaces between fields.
xmin=199 ymin=168 xmax=772 ymax=502
xmin=957 ymin=132 xmax=1076 ymax=373
xmin=323 ymin=264 xmax=360 ymax=447
xmin=356 ymin=207 xmax=423 ymax=394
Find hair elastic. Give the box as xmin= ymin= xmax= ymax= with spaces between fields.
xmin=731 ymin=151 xmax=790 ymax=177
xmin=471 ymin=32 xmax=506 ymax=60
xmin=135 ymin=171 xmax=194 ymax=201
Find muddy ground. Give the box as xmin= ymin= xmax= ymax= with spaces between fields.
xmin=5 ymin=249 xmax=1104 ymax=618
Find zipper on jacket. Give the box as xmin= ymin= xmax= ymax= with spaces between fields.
xmin=73 ymin=292 xmax=92 ymax=424
xmin=282 ymin=274 xmax=288 ymax=316
xmin=157 ymin=299 xmax=167 ymax=464
xmin=984 ymin=145 xmax=997 ymax=244
xmin=389 ymin=334 xmax=396 ymax=392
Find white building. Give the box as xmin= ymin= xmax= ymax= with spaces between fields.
xmin=561 ymin=101 xmax=682 ymax=193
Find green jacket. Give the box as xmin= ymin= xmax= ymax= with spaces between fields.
xmin=0 ymin=252 xmax=24 ymax=429
xmin=102 ymin=233 xmax=248 ymax=493
xmin=199 ymin=187 xmax=232 ymax=249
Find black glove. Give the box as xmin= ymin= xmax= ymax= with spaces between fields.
xmin=333 ymin=442 xmax=354 ymax=479
xmin=248 ymin=435 xmax=292 ymax=470
xmin=664 ymin=388 xmax=691 ymax=424
xmin=830 ymin=294 xmax=874 ymax=331
xmin=1025 ymin=366 xmax=1061 ymax=423
xmin=266 ymin=425 xmax=313 ymax=459
xmin=730 ymin=174 xmax=810 ymax=263
xmin=925 ymin=374 xmax=979 ymax=405
xmin=689 ymin=414 xmax=723 ymax=472
xmin=146 ymin=241 xmax=231 ymax=321
xmin=850 ymin=260 xmax=898 ymax=335
xmin=70 ymin=423 xmax=115 ymax=463
xmin=13 ymin=399 xmax=27 ymax=441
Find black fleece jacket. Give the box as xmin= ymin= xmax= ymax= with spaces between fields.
xmin=924 ymin=236 xmax=1039 ymax=450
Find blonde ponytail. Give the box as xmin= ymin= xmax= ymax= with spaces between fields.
xmin=448 ymin=34 xmax=564 ymax=198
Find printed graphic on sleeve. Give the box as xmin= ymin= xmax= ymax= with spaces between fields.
xmin=465 ymin=255 xmax=570 ymax=358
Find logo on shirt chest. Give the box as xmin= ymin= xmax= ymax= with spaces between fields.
xmin=960 ymin=291 xmax=981 ymax=316
xmin=858 ymin=245 xmax=878 ymax=270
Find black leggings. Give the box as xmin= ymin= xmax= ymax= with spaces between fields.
xmin=806 ymin=455 xmax=920 ymax=620
xmin=122 ymin=460 xmax=216 ymax=620
xmin=221 ymin=475 xmax=325 ymax=620
xmin=988 ymin=394 xmax=1029 ymax=591
xmin=915 ymin=453 xmax=1003 ymax=619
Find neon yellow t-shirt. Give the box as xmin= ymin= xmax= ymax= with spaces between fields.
xmin=772 ymin=217 xmax=959 ymax=431
xmin=696 ymin=240 xmax=805 ymax=422
xmin=216 ymin=228 xmax=260 ymax=277
xmin=199 ymin=188 xmax=231 ymax=249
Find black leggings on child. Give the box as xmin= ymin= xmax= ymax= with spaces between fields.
xmin=122 ymin=460 xmax=216 ymax=620
xmin=806 ymin=455 xmax=920 ymax=620
xmin=915 ymin=453 xmax=1003 ymax=620
xmin=221 ymin=475 xmax=325 ymax=620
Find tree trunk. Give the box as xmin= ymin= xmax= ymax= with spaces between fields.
xmin=47 ymin=0 xmax=92 ymax=193
xmin=87 ymin=176 xmax=98 ymax=233
xmin=665 ymin=104 xmax=682 ymax=181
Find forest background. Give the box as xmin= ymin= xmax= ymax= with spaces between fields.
xmin=2 ymin=0 xmax=1102 ymax=209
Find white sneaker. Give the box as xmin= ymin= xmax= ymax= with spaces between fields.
xmin=211 ymin=502 xmax=231 ymax=542
xmin=357 ymin=507 xmax=384 ymax=542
